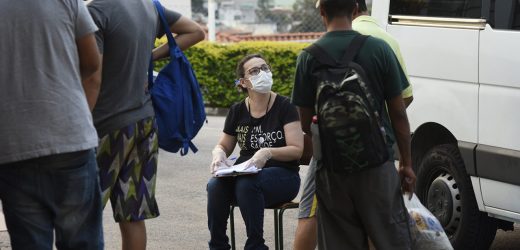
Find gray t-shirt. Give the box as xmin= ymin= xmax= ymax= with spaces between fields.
xmin=0 ymin=0 xmax=99 ymax=164
xmin=87 ymin=0 xmax=181 ymax=136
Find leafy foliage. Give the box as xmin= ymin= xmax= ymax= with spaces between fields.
xmin=153 ymin=40 xmax=308 ymax=108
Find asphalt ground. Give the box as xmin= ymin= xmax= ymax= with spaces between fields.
xmin=1 ymin=115 xmax=519 ymax=249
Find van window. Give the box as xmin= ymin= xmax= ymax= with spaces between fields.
xmin=515 ymin=2 xmax=520 ymax=30
xmin=390 ymin=0 xmax=481 ymax=18
xmin=488 ymin=0 xmax=520 ymax=30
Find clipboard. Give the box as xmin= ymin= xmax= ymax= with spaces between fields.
xmin=214 ymin=159 xmax=261 ymax=177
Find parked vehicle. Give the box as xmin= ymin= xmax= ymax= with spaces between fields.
xmin=371 ymin=0 xmax=520 ymax=249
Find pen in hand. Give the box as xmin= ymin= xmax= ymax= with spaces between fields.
xmin=224 ymin=156 xmax=237 ymax=166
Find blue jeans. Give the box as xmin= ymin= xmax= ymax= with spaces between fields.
xmin=0 ymin=149 xmax=103 ymax=250
xmin=207 ymin=166 xmax=300 ymax=250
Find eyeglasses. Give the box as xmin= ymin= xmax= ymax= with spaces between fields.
xmin=246 ymin=64 xmax=271 ymax=76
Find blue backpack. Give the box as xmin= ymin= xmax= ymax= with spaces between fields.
xmin=148 ymin=0 xmax=206 ymax=155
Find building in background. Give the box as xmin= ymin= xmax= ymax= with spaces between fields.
xmin=162 ymin=0 xmax=192 ymax=18
xmin=218 ymin=0 xmax=257 ymax=26
xmin=274 ymin=0 xmax=294 ymax=8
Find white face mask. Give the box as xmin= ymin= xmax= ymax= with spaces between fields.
xmin=248 ymin=71 xmax=273 ymax=94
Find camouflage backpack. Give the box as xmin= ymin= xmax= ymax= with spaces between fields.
xmin=304 ymin=35 xmax=389 ymax=173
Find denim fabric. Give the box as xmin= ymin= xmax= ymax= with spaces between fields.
xmin=0 ymin=149 xmax=103 ymax=250
xmin=207 ymin=166 xmax=300 ymax=250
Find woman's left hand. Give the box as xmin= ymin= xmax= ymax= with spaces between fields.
xmin=247 ymin=148 xmax=272 ymax=169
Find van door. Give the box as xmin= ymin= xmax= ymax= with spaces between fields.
xmin=385 ymin=0 xmax=482 ymax=145
xmin=380 ymin=0 xmax=503 ymax=248
xmin=477 ymin=0 xmax=520 ymax=219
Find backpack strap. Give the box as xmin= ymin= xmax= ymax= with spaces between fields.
xmin=148 ymin=0 xmax=180 ymax=90
xmin=340 ymin=35 xmax=369 ymax=65
xmin=152 ymin=0 xmax=179 ymax=53
xmin=304 ymin=35 xmax=369 ymax=67
xmin=303 ymin=44 xmax=338 ymax=67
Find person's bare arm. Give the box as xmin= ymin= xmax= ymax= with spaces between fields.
xmin=152 ymin=16 xmax=205 ymax=60
xmin=216 ymin=133 xmax=237 ymax=156
xmin=82 ymin=56 xmax=102 ymax=111
xmin=387 ymin=95 xmax=416 ymax=198
xmin=269 ymin=121 xmax=304 ymax=161
xmin=297 ymin=107 xmax=314 ymax=165
xmin=76 ymin=33 xmax=101 ymax=111
xmin=298 ymin=107 xmax=314 ymax=135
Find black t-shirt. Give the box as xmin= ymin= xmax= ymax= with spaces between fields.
xmin=224 ymin=95 xmax=300 ymax=170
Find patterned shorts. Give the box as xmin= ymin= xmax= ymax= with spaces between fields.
xmin=96 ymin=117 xmax=160 ymax=222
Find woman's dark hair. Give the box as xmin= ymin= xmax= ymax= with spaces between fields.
xmin=321 ymin=0 xmax=357 ymax=20
xmin=235 ymin=54 xmax=267 ymax=93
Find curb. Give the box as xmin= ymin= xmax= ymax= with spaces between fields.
xmin=205 ymin=107 xmax=229 ymax=117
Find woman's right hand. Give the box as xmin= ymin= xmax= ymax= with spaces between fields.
xmin=247 ymin=148 xmax=272 ymax=169
xmin=210 ymin=145 xmax=228 ymax=174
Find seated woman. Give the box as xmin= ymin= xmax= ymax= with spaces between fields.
xmin=207 ymin=54 xmax=303 ymax=250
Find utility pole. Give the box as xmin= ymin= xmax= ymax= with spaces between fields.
xmin=208 ymin=0 xmax=216 ymax=42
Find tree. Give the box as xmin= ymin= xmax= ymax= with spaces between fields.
xmin=256 ymin=0 xmax=275 ymax=23
xmin=256 ymin=0 xmax=293 ymax=33
xmin=290 ymin=0 xmax=325 ymax=32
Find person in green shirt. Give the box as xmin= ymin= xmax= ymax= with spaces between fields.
xmin=291 ymin=0 xmax=416 ymax=248
xmin=353 ymin=12 xmax=413 ymax=105
xmin=294 ymin=3 xmax=417 ymax=249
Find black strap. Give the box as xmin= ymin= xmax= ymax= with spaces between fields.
xmin=303 ymin=44 xmax=338 ymax=67
xmin=340 ymin=35 xmax=369 ymax=65
xmin=303 ymin=35 xmax=369 ymax=67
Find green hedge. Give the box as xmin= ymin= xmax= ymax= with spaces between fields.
xmin=154 ymin=41 xmax=309 ymax=108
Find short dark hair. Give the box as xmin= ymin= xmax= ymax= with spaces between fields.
xmin=356 ymin=0 xmax=367 ymax=12
xmin=235 ymin=54 xmax=267 ymax=93
xmin=320 ymin=0 xmax=357 ymax=20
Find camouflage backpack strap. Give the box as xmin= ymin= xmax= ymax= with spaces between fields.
xmin=304 ymin=44 xmax=339 ymax=114
xmin=340 ymin=35 xmax=379 ymax=112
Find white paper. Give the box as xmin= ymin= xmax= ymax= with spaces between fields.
xmin=214 ymin=159 xmax=261 ymax=177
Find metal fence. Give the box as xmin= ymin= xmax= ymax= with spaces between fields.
xmin=192 ymin=0 xmax=326 ymax=39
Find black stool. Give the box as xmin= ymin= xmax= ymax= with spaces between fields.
xmin=229 ymin=202 xmax=299 ymax=250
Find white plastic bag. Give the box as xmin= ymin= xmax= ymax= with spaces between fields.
xmin=403 ymin=194 xmax=453 ymax=250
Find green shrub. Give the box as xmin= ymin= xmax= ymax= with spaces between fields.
xmin=154 ymin=41 xmax=309 ymax=108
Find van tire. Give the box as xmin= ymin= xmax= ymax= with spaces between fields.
xmin=416 ymin=144 xmax=497 ymax=250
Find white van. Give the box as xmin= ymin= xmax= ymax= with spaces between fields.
xmin=371 ymin=0 xmax=520 ymax=248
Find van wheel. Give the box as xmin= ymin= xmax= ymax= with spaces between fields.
xmin=416 ymin=144 xmax=497 ymax=250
